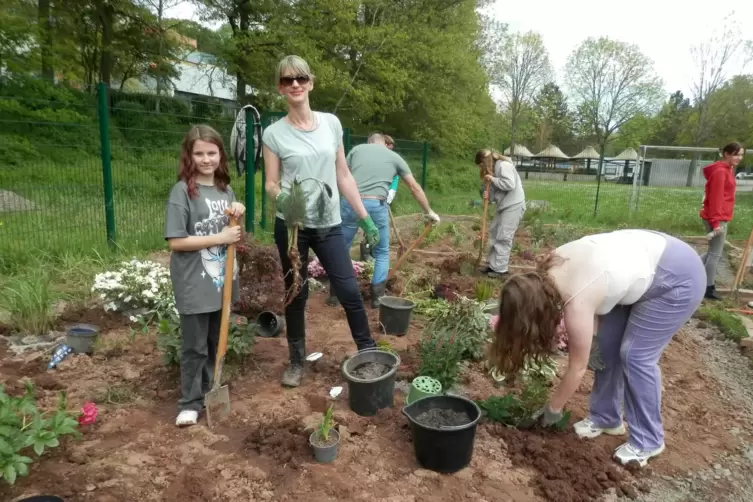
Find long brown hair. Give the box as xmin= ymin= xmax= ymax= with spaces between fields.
xmin=489 ymin=253 xmax=563 ymax=375
xmin=475 ymin=148 xmax=511 ymax=180
xmin=178 ymin=124 xmax=231 ymax=199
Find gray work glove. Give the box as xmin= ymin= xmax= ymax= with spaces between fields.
xmin=532 ymin=404 xmax=563 ymax=429
xmin=588 ymin=338 xmax=605 ymax=372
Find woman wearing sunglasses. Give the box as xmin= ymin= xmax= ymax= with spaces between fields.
xmin=261 ymin=55 xmax=379 ymax=388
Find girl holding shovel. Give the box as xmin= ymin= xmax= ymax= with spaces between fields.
xmin=164 ymin=125 xmax=246 ymax=427
xmin=491 ymin=229 xmax=706 ymax=467
xmin=475 ymin=149 xmax=526 ymax=278
xmin=262 ymin=55 xmax=380 ymax=388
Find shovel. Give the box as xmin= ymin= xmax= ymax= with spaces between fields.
xmin=205 ymin=210 xmax=239 ymax=428
xmin=388 ymin=206 xmax=406 ymax=257
xmin=387 ymin=222 xmax=433 ymax=280
xmin=475 ymin=181 xmax=491 ymax=269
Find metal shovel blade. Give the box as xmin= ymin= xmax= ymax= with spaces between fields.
xmin=204 ymin=383 xmax=230 ymax=428
xmin=204 ymin=358 xmax=230 ymax=428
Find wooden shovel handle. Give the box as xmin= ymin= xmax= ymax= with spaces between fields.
xmin=732 ymin=225 xmax=753 ymax=292
xmin=475 ymin=181 xmax=491 ymax=268
xmin=388 ymin=222 xmax=433 ymax=280
xmin=214 ymin=210 xmax=239 ymax=380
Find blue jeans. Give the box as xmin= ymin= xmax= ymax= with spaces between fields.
xmin=340 ymin=198 xmax=390 ymax=284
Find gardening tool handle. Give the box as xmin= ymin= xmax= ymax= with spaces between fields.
xmin=388 ymin=222 xmax=432 ymax=280
xmin=475 ymin=181 xmax=491 ymax=268
xmin=732 ymin=225 xmax=753 ymax=292
xmin=388 ymin=206 xmax=406 ymax=253
xmin=215 ymin=210 xmax=239 ymax=380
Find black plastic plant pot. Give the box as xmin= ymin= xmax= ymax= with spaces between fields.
xmin=65 ymin=323 xmax=99 ymax=354
xmin=256 ymin=311 xmax=284 ymax=338
xmin=378 ymin=296 xmax=416 ymax=336
xmin=16 ymin=497 xmax=65 ymax=502
xmin=309 ymin=429 xmax=340 ymax=463
xmin=402 ymin=394 xmax=482 ymax=474
xmin=342 ymin=348 xmax=400 ymax=417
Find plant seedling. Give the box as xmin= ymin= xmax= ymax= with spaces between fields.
xmin=316 ymin=403 xmax=336 ymax=443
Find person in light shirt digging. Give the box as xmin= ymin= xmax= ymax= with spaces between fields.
xmin=490 ymin=229 xmax=705 ymax=467
xmin=328 ymin=132 xmax=439 ymax=307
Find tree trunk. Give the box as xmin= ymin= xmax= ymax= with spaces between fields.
xmin=38 ymin=0 xmax=54 ymax=82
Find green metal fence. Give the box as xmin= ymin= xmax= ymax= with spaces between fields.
xmin=0 ymin=81 xmax=430 ymax=263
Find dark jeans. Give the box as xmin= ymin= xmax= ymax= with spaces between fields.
xmin=178 ymin=310 xmax=221 ymax=412
xmin=274 ymin=217 xmax=375 ymax=350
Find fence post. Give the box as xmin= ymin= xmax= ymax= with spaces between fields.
xmin=344 ymin=127 xmax=352 ymax=154
xmin=244 ymin=107 xmax=255 ymax=233
xmin=421 ymin=142 xmax=429 ymax=190
xmin=96 ymin=83 xmax=116 ymax=249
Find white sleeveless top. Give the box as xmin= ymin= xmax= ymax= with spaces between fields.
xmin=558 ymin=230 xmax=667 ymax=315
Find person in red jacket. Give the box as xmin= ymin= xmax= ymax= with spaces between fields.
xmin=700 ymin=142 xmax=745 ymax=300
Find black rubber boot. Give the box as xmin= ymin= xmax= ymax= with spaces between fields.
xmin=281 ymin=338 xmax=306 ymax=387
xmin=371 ymin=282 xmax=387 ymax=309
xmin=704 ymin=285 xmax=722 ymax=301
xmin=325 ymin=283 xmax=340 ymax=306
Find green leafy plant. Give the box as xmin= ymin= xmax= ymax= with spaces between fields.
xmin=0 ymin=382 xmax=81 ymax=485
xmin=0 ymin=268 xmax=56 ymax=335
xmin=474 ymin=279 xmax=495 ymax=302
xmin=316 ymin=403 xmax=336 ymax=442
xmin=417 ymin=327 xmax=465 ymax=390
xmin=475 ymin=380 xmax=570 ymax=430
xmin=425 ymin=296 xmax=489 ymax=361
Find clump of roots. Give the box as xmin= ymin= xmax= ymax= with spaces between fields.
xmin=282 ymin=180 xmax=307 ymax=307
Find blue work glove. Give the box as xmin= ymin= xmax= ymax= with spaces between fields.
xmin=532 ymin=404 xmax=564 ymax=428
xmin=358 ymin=216 xmax=380 ymax=248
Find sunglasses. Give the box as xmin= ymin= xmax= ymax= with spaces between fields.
xmin=279 ymin=75 xmax=311 ymax=86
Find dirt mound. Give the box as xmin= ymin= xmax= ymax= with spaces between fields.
xmin=164 ymin=467 xmax=216 ymax=502
xmin=494 ymin=426 xmax=639 ymax=501
xmin=243 ymin=416 xmax=310 ymax=468
xmin=56 ymin=306 xmax=129 ymax=332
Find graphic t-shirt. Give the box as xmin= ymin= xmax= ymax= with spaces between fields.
xmin=261 ymin=111 xmax=342 ymax=228
xmin=164 ymin=181 xmax=240 ymax=315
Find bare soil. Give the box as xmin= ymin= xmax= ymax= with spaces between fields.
xmin=2 ymin=216 xmax=753 ymax=502
xmin=415 ymin=408 xmax=472 ymax=428
xmin=350 ymin=361 xmax=391 ymax=380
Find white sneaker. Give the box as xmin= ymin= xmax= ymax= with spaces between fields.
xmin=175 ymin=409 xmax=198 ymax=427
xmin=574 ymin=417 xmax=627 ymax=439
xmin=613 ymin=442 xmax=665 ymax=467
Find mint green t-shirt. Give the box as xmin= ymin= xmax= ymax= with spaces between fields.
xmin=262 ymin=112 xmax=342 ymax=228
xmin=346 ymin=143 xmax=412 ymax=198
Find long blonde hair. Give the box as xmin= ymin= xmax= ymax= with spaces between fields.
xmin=475 ymin=149 xmax=511 ymax=180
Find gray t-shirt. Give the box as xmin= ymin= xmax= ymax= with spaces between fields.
xmin=261 ymin=112 xmax=342 ymax=228
xmin=164 ymin=181 xmax=240 ymax=315
xmin=346 ymin=143 xmax=412 ymax=199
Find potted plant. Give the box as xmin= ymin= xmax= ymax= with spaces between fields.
xmin=309 ymin=403 xmax=340 ymax=463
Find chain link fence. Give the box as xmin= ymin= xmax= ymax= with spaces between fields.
xmin=0 ymin=78 xmax=429 ymax=264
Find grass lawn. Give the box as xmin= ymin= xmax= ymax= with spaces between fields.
xmin=3 ymin=155 xmax=753 ymax=271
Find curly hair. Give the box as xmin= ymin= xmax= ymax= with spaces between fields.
xmin=178 ymin=124 xmax=231 ymax=199
xmin=475 ymin=148 xmax=511 ymax=180
xmin=489 ymin=252 xmax=564 ymax=375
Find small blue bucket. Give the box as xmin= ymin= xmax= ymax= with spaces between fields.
xmin=65 ymin=323 xmax=100 ymax=354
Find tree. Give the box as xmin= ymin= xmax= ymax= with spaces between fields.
xmin=681 ymin=14 xmax=749 ymax=185
xmin=484 ymin=27 xmax=552 ymax=151
xmin=533 ymin=83 xmax=575 ymax=152
xmin=564 ymin=36 xmax=664 ymax=172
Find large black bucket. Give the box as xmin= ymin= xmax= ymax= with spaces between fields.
xmin=378 ymin=296 xmax=415 ymax=336
xmin=342 ymin=348 xmax=400 ymax=417
xmin=402 ymin=394 xmax=482 ymax=473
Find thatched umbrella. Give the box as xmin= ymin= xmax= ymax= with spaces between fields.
xmin=615 ymin=147 xmax=639 ymax=179
xmin=503 ymin=144 xmax=534 ymax=158
xmin=533 ymin=144 xmax=569 ymax=170
xmin=572 ymin=146 xmax=600 ymax=172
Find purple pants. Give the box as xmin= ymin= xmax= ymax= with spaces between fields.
xmin=589 ymin=233 xmax=705 ymax=450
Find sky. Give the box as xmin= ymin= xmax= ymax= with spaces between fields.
xmin=167 ymin=0 xmax=752 ymax=101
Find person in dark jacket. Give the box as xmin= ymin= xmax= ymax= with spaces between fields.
xmin=700 ymin=142 xmax=745 ymax=300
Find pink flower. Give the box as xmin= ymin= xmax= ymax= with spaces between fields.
xmin=78 ymin=402 xmax=98 ymax=426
